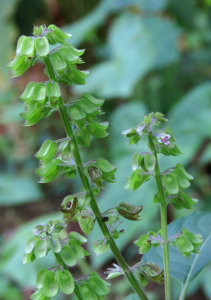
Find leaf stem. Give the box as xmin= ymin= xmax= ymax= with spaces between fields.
xmin=148 ymin=133 xmax=171 ymax=300
xmin=44 ymin=55 xmax=149 ymax=300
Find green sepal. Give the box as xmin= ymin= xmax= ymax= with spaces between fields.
xmin=93 ymin=240 xmax=110 ymax=256
xmin=76 ymin=128 xmax=90 ymax=147
xmin=34 ymin=238 xmax=47 ymax=258
xmin=96 ymin=158 xmax=116 ymax=174
xmin=35 ymin=140 xmax=57 ymax=164
xmin=173 ymin=168 xmax=190 ymax=189
xmin=7 ymin=53 xmax=25 ymax=70
xmin=163 ymin=173 xmax=179 ymax=194
xmin=23 ymin=107 xmax=47 ymax=126
xmin=35 ymin=37 xmax=49 ymax=57
xmin=144 ymin=153 xmax=156 ymax=171
xmin=77 ymin=215 xmax=95 ymax=235
xmin=35 ymin=159 xmax=61 ymax=179
xmin=25 ymin=236 xmax=36 ymax=254
xmin=11 ymin=59 xmax=30 ymax=77
xmin=49 ymin=25 xmax=72 ymax=44
xmin=175 ymin=235 xmax=194 ymax=254
xmin=175 ymin=164 xmax=194 ymax=180
xmin=129 ymin=134 xmax=141 ymax=145
xmin=20 ymin=81 xmax=37 ymax=101
xmin=158 ymin=144 xmax=183 ymax=156
xmin=132 ymin=153 xmax=142 ymax=171
xmin=29 ymin=288 xmax=43 ymax=300
xmin=16 ymin=35 xmax=27 ymax=54
xmin=32 ymin=83 xmax=46 ymax=102
xmin=46 ymin=81 xmax=61 ymax=101
xmin=59 ymin=44 xmax=79 ymax=63
xmin=20 ymin=37 xmax=35 ymax=56
xmin=77 ymin=283 xmax=98 ymax=300
xmin=50 ymin=51 xmax=67 ymax=70
xmin=69 ymin=231 xmax=87 ymax=244
xmin=22 ymin=252 xmax=36 ymax=264
xmin=68 ymin=103 xmax=86 ymax=120
xmin=63 ymin=43 xmax=85 ymax=56
xmin=36 ymin=269 xmax=47 ymax=289
xmin=43 ymin=270 xmax=59 ymax=297
xmin=88 ymin=275 xmax=110 ymax=296
xmin=87 ymin=123 xmax=108 ymax=138
xmin=58 ymin=270 xmax=75 ymax=295
xmin=134 ymin=234 xmax=151 ymax=254
xmin=67 ymin=64 xmax=89 ymax=85
xmin=69 ymin=239 xmax=85 ymax=259
xmin=20 ymin=104 xmax=40 ymax=120
xmin=60 ymin=245 xmax=77 ymax=266
xmin=47 ymin=234 xmax=61 ymax=253
xmin=78 ymin=97 xmax=98 ymax=114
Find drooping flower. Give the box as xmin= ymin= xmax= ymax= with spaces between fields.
xmin=158 ymin=134 xmax=171 ymax=146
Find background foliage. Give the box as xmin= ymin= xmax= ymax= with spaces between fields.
xmin=1 ymin=0 xmax=211 ymax=299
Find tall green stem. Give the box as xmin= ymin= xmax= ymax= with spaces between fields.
xmin=44 ymin=56 xmax=149 ymax=300
xmin=148 ymin=134 xmax=171 ymax=300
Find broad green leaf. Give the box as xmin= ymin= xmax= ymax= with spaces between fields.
xmin=36 ymin=269 xmax=47 ymax=289
xmin=43 ymin=271 xmax=59 ymax=297
xmin=75 ymin=13 xmax=180 ymax=98
xmin=60 ymin=245 xmax=77 ymax=266
xmin=144 ymin=212 xmax=211 ymax=288
xmin=58 ymin=270 xmax=74 ymax=294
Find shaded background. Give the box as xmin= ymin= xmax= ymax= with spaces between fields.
xmin=1 ymin=0 xmax=211 ymax=299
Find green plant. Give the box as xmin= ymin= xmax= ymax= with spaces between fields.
xmin=7 ymin=24 xmax=210 ymax=300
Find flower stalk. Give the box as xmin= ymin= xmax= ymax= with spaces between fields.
xmin=44 ymin=56 xmax=149 ymax=300
xmin=148 ymin=133 xmax=171 ymax=300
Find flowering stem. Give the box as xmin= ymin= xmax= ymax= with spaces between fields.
xmin=44 ymin=55 xmax=149 ymax=300
xmin=148 ymin=133 xmax=171 ymax=300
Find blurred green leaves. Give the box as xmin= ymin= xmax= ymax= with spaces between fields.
xmin=75 ymin=13 xmax=180 ymax=98
xmin=0 ymin=174 xmax=42 ymax=205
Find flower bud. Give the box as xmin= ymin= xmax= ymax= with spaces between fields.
xmin=117 ymin=202 xmax=143 ymax=221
